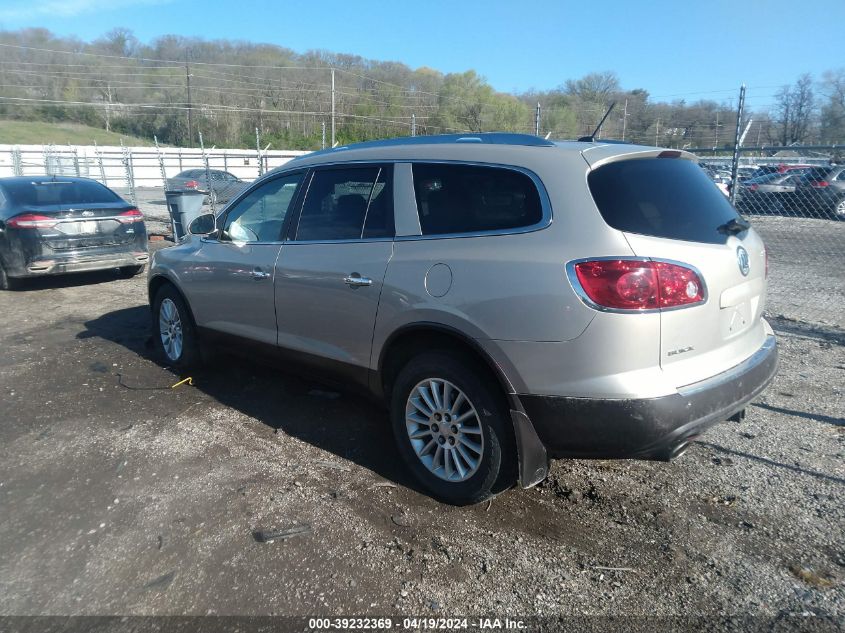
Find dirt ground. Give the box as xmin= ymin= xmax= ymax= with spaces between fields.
xmin=0 ymin=240 xmax=843 ymax=630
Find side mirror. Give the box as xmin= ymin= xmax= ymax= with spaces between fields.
xmin=189 ymin=213 xmax=216 ymax=235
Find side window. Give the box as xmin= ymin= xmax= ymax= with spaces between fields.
xmin=295 ymin=166 xmax=394 ymax=241
xmin=412 ymin=163 xmax=543 ymax=236
xmin=222 ymin=172 xmax=303 ymax=242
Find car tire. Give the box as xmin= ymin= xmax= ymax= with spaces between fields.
xmin=0 ymin=261 xmax=19 ymax=291
xmin=390 ymin=351 xmax=515 ymax=505
xmin=152 ymin=284 xmax=201 ymax=369
xmin=118 ymin=264 xmax=146 ymax=278
xmin=833 ymin=197 xmax=845 ymax=221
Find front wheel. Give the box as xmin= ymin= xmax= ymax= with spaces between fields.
xmin=152 ymin=284 xmax=201 ymax=369
xmin=390 ymin=352 xmax=515 ymax=505
xmin=833 ymin=197 xmax=845 ymax=221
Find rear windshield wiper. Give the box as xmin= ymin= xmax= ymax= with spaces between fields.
xmin=717 ymin=218 xmax=750 ymax=235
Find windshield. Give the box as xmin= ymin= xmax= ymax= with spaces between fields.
xmin=588 ymin=157 xmax=741 ymax=245
xmin=2 ymin=180 xmax=120 ymax=206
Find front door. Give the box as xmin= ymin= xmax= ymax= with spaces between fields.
xmin=274 ymin=164 xmax=395 ymax=375
xmin=184 ymin=172 xmax=304 ymax=345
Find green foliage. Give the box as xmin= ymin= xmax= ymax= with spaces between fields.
xmin=0 ymin=28 xmax=842 ymax=150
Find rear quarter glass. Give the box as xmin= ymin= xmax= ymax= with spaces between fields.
xmin=588 ymin=157 xmax=740 ymax=245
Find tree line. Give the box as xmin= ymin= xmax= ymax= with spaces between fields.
xmin=0 ymin=27 xmax=843 ymax=151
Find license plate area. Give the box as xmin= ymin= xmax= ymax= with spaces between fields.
xmin=57 ymin=220 xmax=99 ymax=235
xmin=720 ymin=300 xmax=752 ymax=339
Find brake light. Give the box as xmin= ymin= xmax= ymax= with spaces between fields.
xmin=6 ymin=213 xmax=57 ymax=229
xmin=184 ymin=180 xmax=199 ymax=189
xmin=749 ymin=184 xmax=758 ymax=191
xmin=810 ymin=181 xmax=829 ymax=188
xmin=571 ymin=259 xmax=705 ymax=311
xmin=117 ymin=208 xmax=144 ymax=224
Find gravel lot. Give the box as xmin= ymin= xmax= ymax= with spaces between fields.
xmin=0 ymin=229 xmax=843 ymax=629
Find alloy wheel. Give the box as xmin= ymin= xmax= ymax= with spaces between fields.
xmin=158 ymin=298 xmax=183 ymax=362
xmin=405 ymin=378 xmax=485 ymax=482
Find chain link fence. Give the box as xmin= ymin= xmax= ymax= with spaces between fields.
xmin=697 ymin=149 xmax=844 ymax=330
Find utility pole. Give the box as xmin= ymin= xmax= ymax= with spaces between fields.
xmin=256 ymin=127 xmax=263 ymax=177
xmin=321 ymin=121 xmax=326 ymax=149
xmin=621 ymin=98 xmax=628 ymax=141
xmin=185 ymin=49 xmax=194 ymax=146
xmin=411 ymin=113 xmax=416 ymax=137
xmin=534 ymin=102 xmax=541 ymax=136
xmin=715 ymin=111 xmax=721 ymax=148
xmin=729 ymin=84 xmax=746 ymax=205
xmin=330 ymin=68 xmax=336 ymax=148
xmin=104 ymin=82 xmax=112 ymax=132
xmin=655 ymin=118 xmax=660 ymax=146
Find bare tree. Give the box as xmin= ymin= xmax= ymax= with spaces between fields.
xmin=773 ymin=74 xmax=816 ymax=145
xmin=820 ymin=69 xmax=845 ymax=143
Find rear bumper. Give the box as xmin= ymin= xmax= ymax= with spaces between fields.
xmin=517 ymin=334 xmax=778 ymax=460
xmin=11 ymin=250 xmax=149 ymax=277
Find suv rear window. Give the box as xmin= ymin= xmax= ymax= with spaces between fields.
xmin=588 ymin=158 xmax=740 ymax=244
xmin=2 ymin=179 xmax=120 ymax=206
xmin=412 ymin=163 xmax=542 ymax=235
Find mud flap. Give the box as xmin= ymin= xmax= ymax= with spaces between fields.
xmin=511 ymin=409 xmax=549 ymax=488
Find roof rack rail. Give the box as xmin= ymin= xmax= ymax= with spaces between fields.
xmin=291 ymin=132 xmax=556 ymax=160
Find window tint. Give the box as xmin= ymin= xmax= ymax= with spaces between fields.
xmin=296 ymin=166 xmax=393 ymax=241
xmin=2 ymin=179 xmax=120 ymax=206
xmin=223 ymin=173 xmax=303 ymax=242
xmin=588 ymin=158 xmax=741 ymax=244
xmin=412 ymin=163 xmax=543 ymax=235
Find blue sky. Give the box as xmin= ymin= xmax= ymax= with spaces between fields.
xmin=0 ymin=0 xmax=842 ymax=109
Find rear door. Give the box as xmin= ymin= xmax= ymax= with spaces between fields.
xmin=274 ymin=164 xmax=394 ymax=375
xmin=587 ymin=155 xmax=769 ymax=388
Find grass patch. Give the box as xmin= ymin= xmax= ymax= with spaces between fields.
xmin=0 ymin=120 xmax=152 ymax=146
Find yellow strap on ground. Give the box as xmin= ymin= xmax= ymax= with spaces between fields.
xmin=171 ymin=377 xmax=193 ymax=388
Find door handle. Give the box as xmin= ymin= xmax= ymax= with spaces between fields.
xmin=250 ymin=269 xmax=271 ymax=280
xmin=343 ymin=273 xmax=373 ymax=288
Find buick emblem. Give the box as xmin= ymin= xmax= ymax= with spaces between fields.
xmin=736 ymin=246 xmax=750 ymax=276
xmin=81 ymin=210 xmax=94 ymax=217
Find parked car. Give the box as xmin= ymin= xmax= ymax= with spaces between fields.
xmin=0 ymin=176 xmax=148 ymax=290
xmin=747 ymin=164 xmax=812 ymax=180
xmin=166 ymin=169 xmax=246 ymax=204
xmin=793 ymin=165 xmax=845 ymax=219
xmin=734 ymin=172 xmax=803 ymax=214
xmin=148 ymin=133 xmax=778 ymax=505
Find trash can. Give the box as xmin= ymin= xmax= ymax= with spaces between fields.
xmin=164 ymin=189 xmax=207 ymax=241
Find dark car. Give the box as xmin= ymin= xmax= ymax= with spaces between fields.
xmin=793 ymin=165 xmax=845 ymax=219
xmin=0 ymin=176 xmax=148 ymax=290
xmin=166 ymin=169 xmax=246 ymax=205
xmin=735 ymin=172 xmax=804 ymax=215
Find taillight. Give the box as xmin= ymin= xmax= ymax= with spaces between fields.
xmin=117 ymin=208 xmax=144 ymax=224
xmin=810 ymin=180 xmax=829 ymax=188
xmin=749 ymin=184 xmax=758 ymax=191
xmin=6 ymin=213 xmax=57 ymax=229
xmin=570 ymin=259 xmax=705 ymax=311
xmin=764 ymin=247 xmax=769 ymax=278
xmin=184 ymin=180 xmax=199 ymax=189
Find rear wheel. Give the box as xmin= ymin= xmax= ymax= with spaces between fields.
xmin=152 ymin=284 xmax=200 ymax=369
xmin=390 ymin=351 xmax=515 ymax=505
xmin=0 ymin=261 xmax=19 ymax=291
xmin=833 ymin=197 xmax=845 ymax=220
xmin=118 ymin=264 xmax=146 ymax=278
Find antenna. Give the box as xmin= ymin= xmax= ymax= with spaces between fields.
xmin=578 ymin=102 xmax=616 ymax=142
